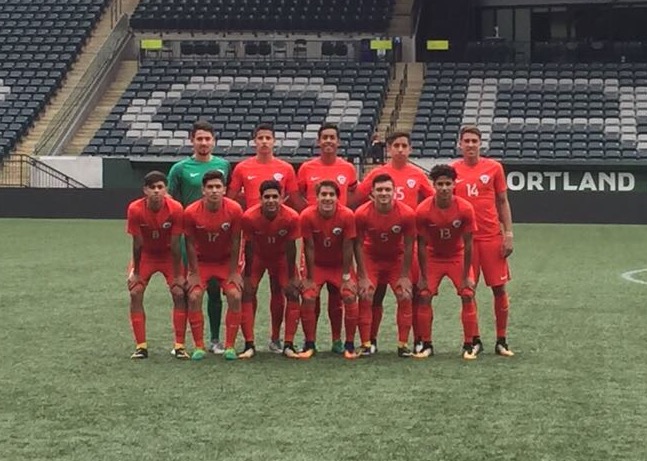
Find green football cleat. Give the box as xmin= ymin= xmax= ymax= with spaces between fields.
xmin=191 ymin=349 xmax=206 ymax=361
xmin=331 ymin=340 xmax=344 ymax=354
xmin=223 ymin=348 xmax=238 ymax=361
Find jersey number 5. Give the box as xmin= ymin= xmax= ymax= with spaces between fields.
xmin=395 ymin=186 xmax=405 ymax=201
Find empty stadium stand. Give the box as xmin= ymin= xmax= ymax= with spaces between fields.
xmin=83 ymin=60 xmax=391 ymax=159
xmin=130 ymin=0 xmax=394 ymax=33
xmin=412 ymin=62 xmax=647 ymax=160
xmin=0 ymin=0 xmax=110 ymax=159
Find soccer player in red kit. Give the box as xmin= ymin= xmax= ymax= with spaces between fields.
xmin=452 ymin=125 xmax=514 ymax=357
xmin=354 ymin=173 xmax=416 ymax=357
xmin=415 ymin=164 xmax=479 ymax=360
xmin=228 ymin=123 xmax=303 ymax=354
xmin=126 ymin=171 xmax=185 ymax=359
xmin=240 ymin=180 xmax=302 ymax=359
xmin=352 ymin=132 xmax=434 ymax=353
xmin=299 ymin=180 xmax=359 ymax=359
xmin=184 ymin=170 xmax=244 ymax=361
xmin=297 ymin=123 xmax=358 ymax=354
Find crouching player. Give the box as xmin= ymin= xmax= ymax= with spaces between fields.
xmin=415 ymin=164 xmax=479 ymax=360
xmin=126 ymin=171 xmax=185 ymax=359
xmin=299 ymin=180 xmax=359 ymax=359
xmin=354 ymin=174 xmax=417 ymax=357
xmin=184 ymin=170 xmax=244 ymax=361
xmin=240 ymin=180 xmax=302 ymax=359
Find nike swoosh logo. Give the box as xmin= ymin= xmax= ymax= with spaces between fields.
xmin=190 ymin=173 xmax=200 ymax=177
xmin=310 ymin=177 xmax=320 ymax=181
xmin=500 ymin=275 xmax=508 ymax=280
xmin=247 ymin=175 xmax=257 ymax=180
xmin=196 ymin=225 xmax=205 ymax=229
xmin=455 ymin=179 xmax=465 ymax=183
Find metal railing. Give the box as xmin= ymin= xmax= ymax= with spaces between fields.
xmin=386 ymin=64 xmax=408 ymax=139
xmin=0 ymin=155 xmax=88 ymax=188
xmin=34 ymin=14 xmax=131 ymax=157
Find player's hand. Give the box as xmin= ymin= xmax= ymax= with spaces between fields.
xmin=461 ymin=277 xmax=475 ymax=293
xmin=172 ymin=275 xmax=186 ymax=290
xmin=502 ymin=233 xmax=514 ymax=258
xmin=341 ymin=279 xmax=357 ymax=302
xmin=228 ymin=272 xmax=244 ymax=292
xmin=302 ymin=278 xmax=316 ymax=293
xmin=127 ymin=271 xmax=141 ymax=290
xmin=187 ymin=271 xmax=201 ymax=290
xmin=396 ymin=276 xmax=413 ymax=300
xmin=284 ymin=277 xmax=301 ymax=298
xmin=358 ymin=277 xmax=375 ymax=300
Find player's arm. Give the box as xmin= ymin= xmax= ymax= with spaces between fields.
xmin=131 ymin=235 xmax=143 ymax=277
xmin=226 ymin=166 xmax=246 ymax=207
xmin=303 ymin=236 xmax=315 ymax=282
xmin=496 ymin=189 xmax=514 ymax=257
xmin=167 ymin=163 xmax=182 ymax=202
xmin=126 ymin=206 xmax=143 ymax=287
xmin=285 ymin=168 xmax=306 ymax=212
xmin=348 ymin=176 xmax=371 ymax=210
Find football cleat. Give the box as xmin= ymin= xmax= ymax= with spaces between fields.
xmin=414 ymin=341 xmax=424 ymax=354
xmin=370 ymin=339 xmax=378 ymax=355
xmin=413 ymin=343 xmax=434 ymax=359
xmin=171 ymin=347 xmax=190 ymax=360
xmin=267 ymin=339 xmax=283 ymax=354
xmin=398 ymin=346 xmax=413 ymax=358
xmin=223 ymin=348 xmax=238 ymax=360
xmin=343 ymin=349 xmax=358 ymax=360
xmin=238 ymin=345 xmax=256 ymax=359
xmin=472 ymin=337 xmax=484 ymax=356
xmin=495 ymin=340 xmax=515 ymax=357
xmin=298 ymin=347 xmax=316 ymax=360
xmin=282 ymin=344 xmax=300 ymax=359
xmin=130 ymin=348 xmax=148 ymax=359
xmin=331 ymin=340 xmax=344 ymax=354
xmin=462 ymin=343 xmax=478 ymax=360
xmin=356 ymin=345 xmax=373 ymax=357
xmin=209 ymin=340 xmax=225 ymax=354
xmin=191 ymin=349 xmax=206 ymax=361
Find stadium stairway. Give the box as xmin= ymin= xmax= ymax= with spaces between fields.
xmin=377 ymin=62 xmax=424 ymax=135
xmin=12 ymin=0 xmax=141 ymax=158
xmin=64 ymin=60 xmax=139 ymax=155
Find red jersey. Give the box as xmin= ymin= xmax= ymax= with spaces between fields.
xmin=229 ymin=156 xmax=298 ymax=208
xmin=357 ymin=162 xmax=434 ymax=210
xmin=300 ymin=204 xmax=356 ymax=268
xmin=126 ymin=196 xmax=183 ymax=258
xmin=241 ymin=204 xmax=300 ymax=261
xmin=355 ymin=200 xmax=416 ymax=261
xmin=416 ymin=196 xmax=477 ymax=260
xmin=452 ymin=157 xmax=506 ymax=241
xmin=297 ymin=156 xmax=358 ymax=206
xmin=184 ymin=197 xmax=243 ymax=263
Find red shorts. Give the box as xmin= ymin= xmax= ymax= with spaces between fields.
xmin=426 ymin=258 xmax=475 ymax=297
xmin=472 ymin=236 xmax=511 ymax=287
xmin=127 ymin=256 xmax=177 ymax=288
xmin=302 ymin=265 xmax=356 ymax=300
xmin=364 ymin=253 xmax=419 ymax=289
xmin=196 ymin=262 xmax=239 ymax=295
xmin=247 ymin=257 xmax=293 ymax=289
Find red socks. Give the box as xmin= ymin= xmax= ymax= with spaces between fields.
xmin=461 ymin=299 xmax=478 ymax=343
xmin=130 ymin=311 xmax=146 ymax=345
xmin=358 ymin=300 xmax=373 ymax=344
xmin=370 ymin=304 xmax=383 ymax=340
xmin=187 ymin=310 xmax=204 ymax=349
xmin=396 ymin=299 xmax=412 ymax=344
xmin=343 ymin=302 xmax=358 ymax=344
xmin=172 ymin=308 xmax=187 ymax=346
xmin=494 ymin=292 xmax=509 ymax=338
xmin=415 ymin=302 xmax=433 ymax=342
xmin=225 ymin=309 xmax=241 ymax=349
xmin=283 ymin=300 xmax=300 ymax=344
xmin=301 ymin=303 xmax=317 ymax=342
xmin=241 ymin=301 xmax=255 ymax=343
xmin=269 ymin=292 xmax=285 ymax=342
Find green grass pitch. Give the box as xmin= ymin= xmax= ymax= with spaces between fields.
xmin=1 ymin=219 xmax=646 ymax=461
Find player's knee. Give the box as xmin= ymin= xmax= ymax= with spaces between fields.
xmin=286 ymin=293 xmax=300 ymax=302
xmin=226 ymin=289 xmax=242 ymax=303
xmin=129 ymin=284 xmax=144 ymax=299
xmin=460 ymin=295 xmax=474 ymax=304
xmin=417 ymin=292 xmax=433 ymax=305
xmin=492 ymin=285 xmax=506 ymax=296
xmin=170 ymin=284 xmax=185 ymax=299
xmin=187 ymin=288 xmax=203 ymax=305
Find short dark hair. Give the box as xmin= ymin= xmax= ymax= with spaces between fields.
xmin=260 ymin=179 xmax=282 ymax=196
xmin=191 ymin=120 xmax=215 ymax=138
xmin=202 ymin=169 xmax=225 ymax=186
xmin=459 ymin=125 xmax=482 ymax=140
xmin=318 ymin=123 xmax=339 ymax=139
xmin=385 ymin=131 xmax=410 ymax=145
xmin=144 ymin=170 xmax=167 ymax=187
xmin=315 ymin=179 xmax=340 ymax=197
xmin=371 ymin=173 xmax=394 ymax=188
xmin=253 ymin=123 xmax=274 ymax=138
xmin=429 ymin=164 xmax=457 ymax=182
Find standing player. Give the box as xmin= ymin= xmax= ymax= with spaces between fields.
xmin=415 ymin=164 xmax=479 ymax=360
xmin=227 ymin=123 xmax=303 ymax=353
xmin=354 ymin=174 xmax=416 ymax=357
xmin=351 ymin=132 xmax=434 ymax=353
xmin=452 ymin=125 xmax=514 ymax=357
xmin=299 ymin=180 xmax=359 ymax=359
xmin=168 ymin=120 xmax=231 ymax=355
xmin=184 ymin=170 xmax=244 ymax=361
xmin=240 ymin=180 xmax=302 ymax=359
xmin=126 ymin=171 xmax=185 ymax=359
xmin=297 ymin=123 xmax=358 ymax=354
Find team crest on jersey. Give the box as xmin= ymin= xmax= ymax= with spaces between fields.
xmin=406 ymin=179 xmax=416 ymax=188
xmin=332 ymin=227 xmax=343 ymax=235
xmin=452 ymin=219 xmax=462 ymax=228
xmin=273 ymin=172 xmax=284 ymax=181
xmin=278 ymin=229 xmax=288 ymax=237
xmin=391 ymin=225 xmax=402 ymax=234
xmin=480 ymin=174 xmax=490 ymax=184
xmin=221 ymin=222 xmax=231 ymax=231
xmin=162 ymin=221 xmax=172 ymax=229
xmin=337 ymin=175 xmax=347 ymax=185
